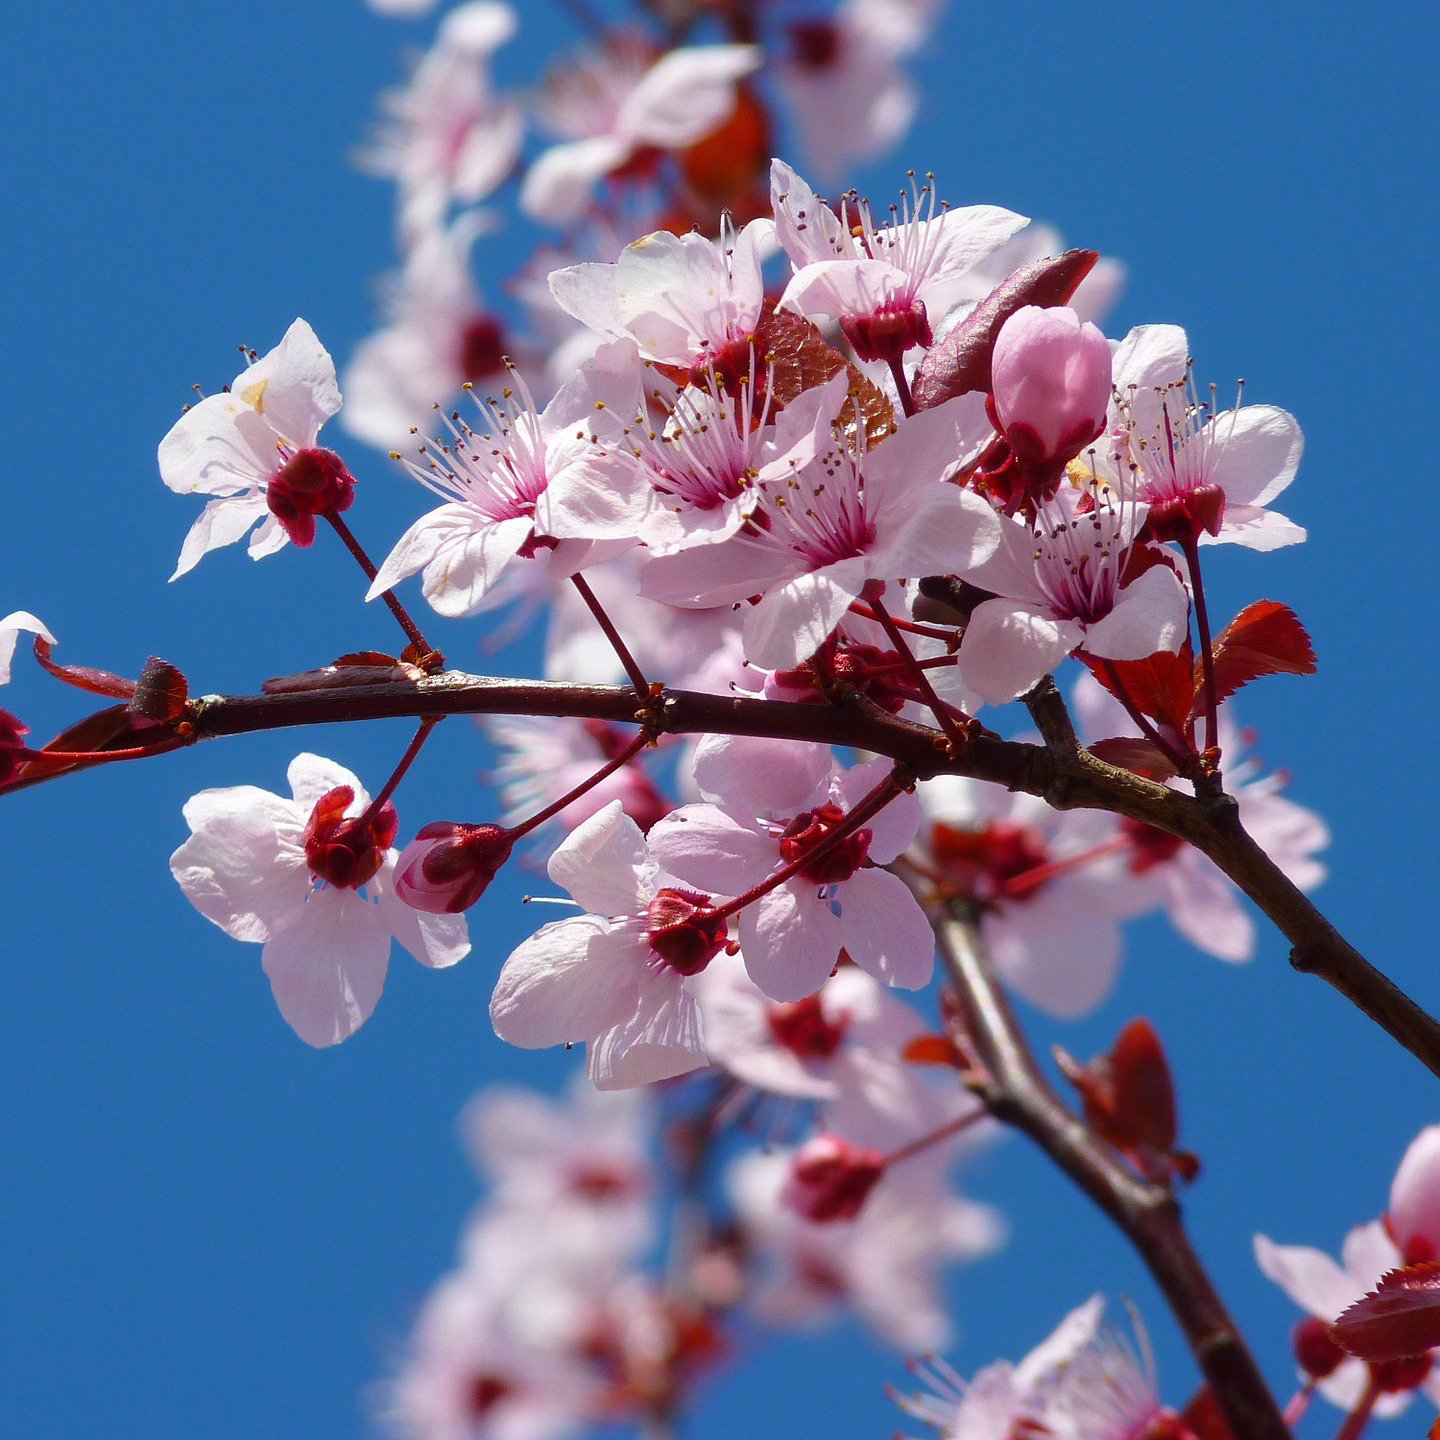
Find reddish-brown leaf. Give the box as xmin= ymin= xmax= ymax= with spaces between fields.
xmin=901 ymin=1033 xmax=967 ymax=1069
xmin=1080 ymin=644 xmax=1196 ymax=736
xmin=16 ymin=704 xmax=142 ymax=780
xmin=1331 ymin=1263 xmax=1440 ymax=1362
xmin=1109 ymin=1018 xmax=1178 ymax=1154
xmin=911 ymin=249 xmax=1100 ymax=410
xmin=1202 ymin=600 xmax=1316 ymax=710
xmin=32 ymin=636 xmax=135 ymax=700
xmin=1087 ymin=737 xmax=1181 ymax=781
xmin=129 ymin=657 xmax=189 ymax=724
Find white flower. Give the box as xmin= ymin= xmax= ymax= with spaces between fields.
xmin=170 ymin=754 xmax=468 ymax=1047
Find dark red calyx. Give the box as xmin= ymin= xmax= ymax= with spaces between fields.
xmin=841 ymin=300 xmax=932 ymax=365
xmin=466 ymin=1373 xmax=514 ymax=1418
xmin=0 ymin=709 xmax=29 ymax=786
xmin=303 ymin=786 xmax=397 ymax=889
xmin=931 ymin=819 xmax=1049 ymax=901
xmin=767 ymin=995 xmax=848 ymax=1059
xmin=647 ymin=888 xmax=727 ymax=975
xmin=1142 ymin=484 xmax=1226 ymax=546
xmin=1120 ymin=816 xmax=1186 ymax=874
xmin=780 ymin=803 xmax=871 ymax=883
xmin=784 ymin=1135 xmax=886 ymax=1222
xmin=458 ymin=315 xmax=507 ymax=383
xmin=266 ymin=447 xmax=356 ymax=546
xmin=515 ymin=528 xmax=559 ymax=560
xmin=1293 ymin=1316 xmax=1346 ymax=1379
xmin=789 ymin=20 xmax=841 ymax=69
xmin=775 ymin=640 xmax=919 ymax=713
xmin=1372 ymin=1352 xmax=1434 ymax=1392
xmin=568 ymin=1161 xmax=638 ymax=1200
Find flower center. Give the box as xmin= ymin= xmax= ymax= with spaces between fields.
xmin=779 ymin=803 xmax=872 ymax=883
xmin=458 ymin=314 xmax=507 ymax=383
xmin=767 ymin=995 xmax=849 ymax=1058
xmin=647 ymin=887 xmax=727 ymax=975
xmin=1120 ymin=817 xmax=1185 ymax=874
xmin=266 ymin=447 xmax=356 ymax=546
xmin=303 ymin=786 xmax=397 ymax=890
xmin=466 ymin=1373 xmax=514 ymax=1418
xmin=931 ymin=820 xmax=1050 ymax=903
xmin=789 ymin=20 xmax=842 ymax=70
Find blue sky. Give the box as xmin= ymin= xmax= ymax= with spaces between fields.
xmin=3 ymin=2 xmax=1439 ymax=1436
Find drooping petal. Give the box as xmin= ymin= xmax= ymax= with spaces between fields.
xmin=170 ymin=494 xmax=272 ymax=580
xmin=0 ymin=611 xmax=55 ymax=685
xmin=547 ymin=801 xmax=654 ymax=915
xmin=738 ymin=885 xmax=844 ymax=1002
xmin=837 ymin=867 xmax=934 ymax=989
xmin=1209 ymin=504 xmax=1306 ymax=551
xmin=587 ymin=971 xmax=708 ymax=1090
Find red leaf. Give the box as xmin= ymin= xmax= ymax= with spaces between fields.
xmin=32 ymin=636 xmax=135 ymax=700
xmin=901 ymin=1033 xmax=967 ymax=1069
xmin=1109 ymin=1018 xmax=1178 ymax=1154
xmin=1203 ymin=600 xmax=1316 ymax=709
xmin=16 ymin=704 xmax=143 ymax=781
xmin=129 ymin=657 xmax=189 ymax=724
xmin=1081 ymin=644 xmax=1196 ymax=736
xmin=911 ymin=250 xmax=1100 ymax=410
xmin=1087 ymin=737 xmax=1181 ymax=781
xmin=1330 ymin=1263 xmax=1440 ymax=1362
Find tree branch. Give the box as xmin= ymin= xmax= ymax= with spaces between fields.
xmin=932 ymin=909 xmax=1292 ymax=1440
xmin=8 ymin=666 xmax=1439 ymax=1079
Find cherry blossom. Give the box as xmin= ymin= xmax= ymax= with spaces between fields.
xmin=489 ymin=801 xmax=723 ymax=1088
xmin=649 ymin=737 xmax=931 ymax=1001
xmin=1097 ymin=323 xmax=1306 ymax=550
xmin=158 ymin=318 xmax=345 ymax=578
xmin=170 ymin=754 xmax=469 ymax=1046
xmin=1389 ymin=1124 xmax=1440 ymax=1262
xmin=548 ymin=218 xmax=772 ymax=373
xmin=369 ymin=353 xmax=637 ymax=618
xmin=642 ymin=392 xmax=1000 ymax=670
xmin=0 ymin=611 xmax=53 ymax=686
xmin=343 ymin=214 xmax=518 ymax=450
xmin=360 ymin=2 xmax=523 ymax=245
xmin=772 ymin=160 xmax=1028 ymax=363
xmin=955 ymin=481 xmax=1190 ymax=707
xmin=522 ymin=37 xmax=760 ymax=224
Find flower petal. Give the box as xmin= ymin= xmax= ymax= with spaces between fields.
xmin=838 ymin=867 xmax=934 ymax=989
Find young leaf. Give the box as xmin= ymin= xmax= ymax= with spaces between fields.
xmin=1087 ymin=737 xmax=1181 ymax=781
xmin=1202 ymin=600 xmax=1316 ymax=709
xmin=1330 ymin=1263 xmax=1440 ymax=1363
xmin=1080 ymin=644 xmax=1196 ymax=736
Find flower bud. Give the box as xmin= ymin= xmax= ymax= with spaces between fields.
xmin=1292 ymin=1316 xmax=1345 ymax=1380
xmin=394 ymin=822 xmax=515 ymax=914
xmin=782 ymin=1134 xmax=886 ymax=1223
xmin=266 ymin=447 xmax=357 ymax=547
xmin=0 ymin=708 xmax=29 ymax=786
xmin=990 ymin=305 xmax=1111 ymax=469
xmin=303 ymin=786 xmax=397 ymax=890
xmin=647 ymin=888 xmax=727 ymax=976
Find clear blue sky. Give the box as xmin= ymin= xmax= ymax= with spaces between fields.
xmin=3 ymin=3 xmax=1438 ymax=1436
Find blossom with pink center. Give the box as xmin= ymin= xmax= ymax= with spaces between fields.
xmin=0 ymin=611 xmax=53 ymax=686
xmin=955 ymin=480 xmax=1190 ymax=706
xmin=1096 ymin=323 xmax=1306 ymax=550
xmin=1072 ymin=673 xmax=1329 ymax=962
xmin=343 ymin=215 xmax=526 ymax=451
xmin=728 ymin=1146 xmax=1005 ymax=1351
xmin=642 ymin=391 xmax=1001 ymax=670
xmin=648 ymin=736 xmax=930 ymax=1001
xmin=359 ymin=2 xmax=523 ymax=246
xmin=489 ymin=801 xmax=723 ymax=1089
xmin=776 ymin=0 xmax=940 ymax=183
xmin=1390 ymin=1125 xmax=1440 ymax=1263
xmin=522 ymin=36 xmax=760 ymax=224
xmin=990 ymin=305 xmax=1113 ymax=472
xmin=369 ymin=351 xmax=637 ymax=617
xmin=771 ymin=161 xmax=1028 ymax=364
xmin=548 ymin=218 xmax=772 ymax=373
xmin=170 ymin=754 xmax=469 ymax=1047
xmin=159 ymin=319 xmax=345 ymax=578
xmin=919 ymin=773 xmax=1139 ymax=1018
xmin=1256 ymin=1220 xmax=1440 ymax=1419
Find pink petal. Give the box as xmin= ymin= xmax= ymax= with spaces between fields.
xmin=647 ymin=804 xmax=777 ymax=895
xmin=959 ymin=599 xmax=1078 ymax=706
xmin=738 ymin=885 xmax=844 ymax=1002
xmin=1082 ymin=563 xmax=1189 ymax=662
xmin=837 ymin=867 xmax=934 ymax=989
xmin=547 ymin=801 xmax=653 ymax=915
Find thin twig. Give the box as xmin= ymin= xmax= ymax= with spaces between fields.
xmin=323 ymin=511 xmax=434 ymax=660
xmin=571 ymin=572 xmax=651 ymax=704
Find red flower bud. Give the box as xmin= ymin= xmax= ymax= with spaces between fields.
xmin=1293 ymin=1316 xmax=1346 ymax=1379
xmin=394 ymin=822 xmax=515 ymax=913
xmin=303 ymin=786 xmax=397 ymax=890
xmin=266 ymin=447 xmax=356 ymax=547
xmin=647 ymin=888 xmax=727 ymax=976
xmin=782 ymin=1134 xmax=886 ymax=1223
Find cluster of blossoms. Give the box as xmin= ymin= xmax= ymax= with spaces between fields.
xmin=6 ymin=3 xmax=1422 ymax=1440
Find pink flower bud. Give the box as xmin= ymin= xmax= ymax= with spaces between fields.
xmin=1389 ymin=1125 xmax=1440 ymax=1262
xmin=782 ymin=1134 xmax=886 ymax=1223
xmin=395 ymin=822 xmax=514 ymax=913
xmin=990 ymin=305 xmax=1111 ymax=468
xmin=266 ymin=447 xmax=357 ymax=547
xmin=303 ymin=786 xmax=397 ymax=890
xmin=0 ymin=708 xmax=29 ymax=787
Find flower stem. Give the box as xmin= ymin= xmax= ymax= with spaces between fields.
xmin=1182 ymin=536 xmax=1221 ymax=762
xmin=847 ymin=602 xmax=959 ymax=645
xmin=884 ymin=1107 xmax=987 ymax=1166
xmin=1098 ymin=658 xmax=1195 ymax=777
xmin=1332 ymin=1377 xmax=1380 ymax=1440
xmin=358 ymin=717 xmax=439 ymax=828
xmin=869 ymin=596 xmax=968 ymax=752
xmin=323 ymin=511 xmax=436 ymax=662
xmin=571 ymin=572 xmax=652 ymax=704
xmin=888 ymin=358 xmax=916 ymax=417
xmin=511 ymin=728 xmax=654 ymax=840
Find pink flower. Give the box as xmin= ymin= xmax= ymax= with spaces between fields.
xmin=159 ymin=319 xmax=346 ymax=577
xmin=1098 ymin=322 xmax=1306 ymax=550
xmin=641 ymin=390 xmax=1001 ymax=670
xmin=772 ymin=160 xmax=1028 ymax=364
xmin=0 ymin=611 xmax=53 ymax=686
xmin=990 ymin=305 xmax=1113 ymax=471
xmin=648 ymin=737 xmax=931 ymax=1001
xmin=548 ymin=218 xmax=772 ymax=373
xmin=170 ymin=754 xmax=469 ymax=1047
xmin=522 ymin=37 xmax=760 ymax=224
xmin=782 ymin=1134 xmax=887 ymax=1222
xmin=1389 ymin=1125 xmax=1440 ymax=1263
xmin=359 ymin=2 xmax=523 ymax=246
xmin=955 ymin=481 xmax=1190 ymax=707
xmin=488 ymin=801 xmax=721 ymax=1089
xmin=369 ymin=353 xmax=636 ymax=617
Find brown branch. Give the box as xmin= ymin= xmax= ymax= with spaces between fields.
xmin=8 ymin=666 xmax=1440 ymax=1079
xmin=932 ymin=909 xmax=1293 ymax=1440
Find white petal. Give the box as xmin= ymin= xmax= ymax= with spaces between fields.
xmin=959 ymin=599 xmax=1078 ymax=706
xmin=690 ymin=732 xmax=833 ymax=814
xmin=984 ymin=883 xmax=1121 ymax=1018
xmin=231 ymin=318 xmax=341 ymax=450
xmin=417 ymin=514 xmax=533 ymax=616
xmin=838 ymin=867 xmax=934 ymax=989
xmin=520 ymin=136 xmax=630 ymax=225
xmin=618 ymin=44 xmax=760 ymax=147
xmin=158 ymin=394 xmax=279 ymax=496
xmin=170 ymin=494 xmax=271 ymax=580
xmin=0 ymin=611 xmax=55 ymax=685
xmin=287 ymin=754 xmax=366 ymax=814
xmin=743 ymin=559 xmax=868 ymax=670
xmin=373 ymin=856 xmax=471 ymax=968
xmin=1253 ymin=1234 xmax=1363 ymax=1320
xmin=547 ymin=801 xmax=653 ymax=915
xmin=1082 ymin=563 xmax=1189 ymax=662
xmin=647 ymin=804 xmax=775 ymax=896
xmin=1209 ymin=404 xmax=1303 ymax=509
xmin=587 ymin=974 xmax=708 ymax=1089
xmin=738 ymin=886 xmax=843 ymax=1002
xmin=1209 ymin=505 xmax=1306 ymax=551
